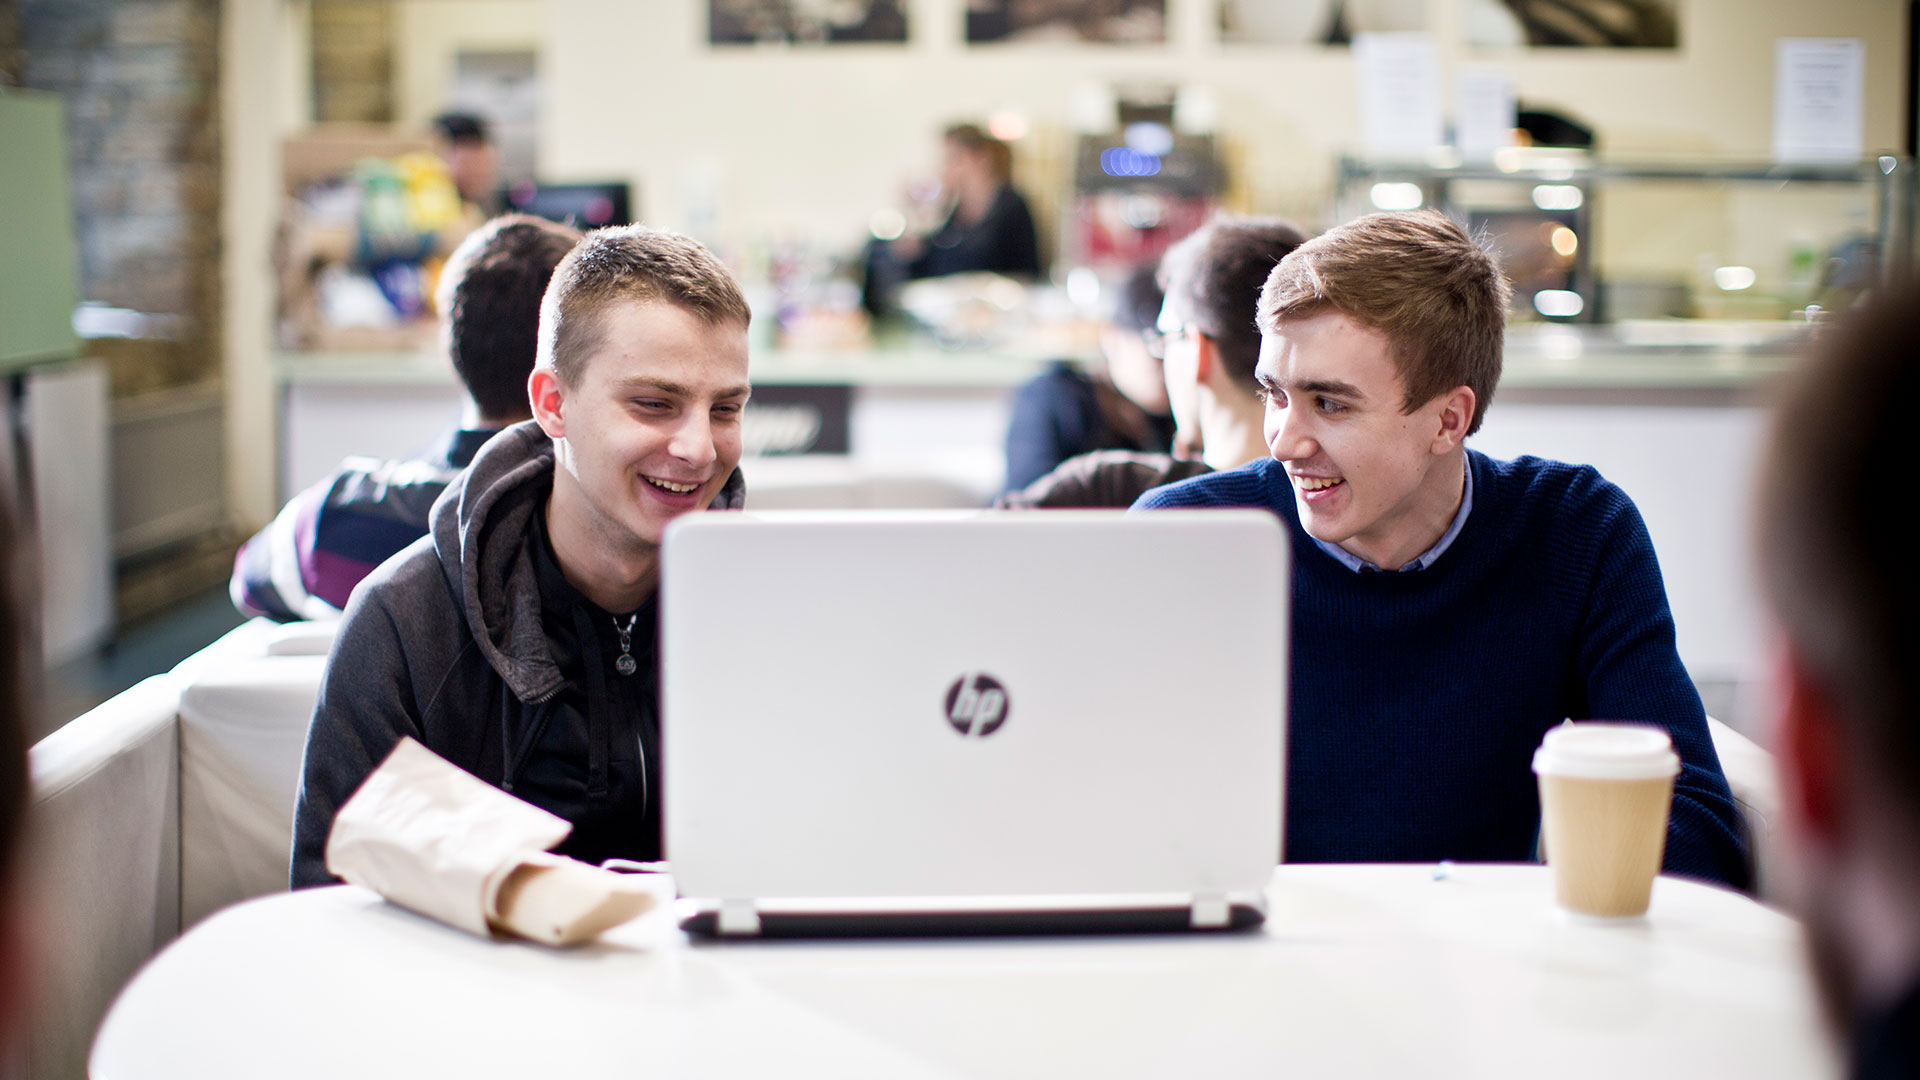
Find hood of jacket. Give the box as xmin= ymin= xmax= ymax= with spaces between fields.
xmin=429 ymin=420 xmax=746 ymax=704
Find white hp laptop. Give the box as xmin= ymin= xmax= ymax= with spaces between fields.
xmin=660 ymin=510 xmax=1287 ymax=938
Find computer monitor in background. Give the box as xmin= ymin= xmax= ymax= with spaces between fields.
xmin=500 ymin=181 xmax=633 ymax=230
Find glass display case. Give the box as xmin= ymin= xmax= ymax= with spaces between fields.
xmin=1335 ymin=151 xmax=1915 ymax=326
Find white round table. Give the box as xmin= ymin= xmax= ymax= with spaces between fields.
xmin=91 ymin=864 xmax=1837 ymax=1079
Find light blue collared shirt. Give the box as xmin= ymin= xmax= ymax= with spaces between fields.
xmin=1312 ymin=457 xmax=1474 ymax=574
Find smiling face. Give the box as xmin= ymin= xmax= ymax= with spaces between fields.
xmin=1255 ymin=310 xmax=1472 ymax=569
xmin=534 ymin=299 xmax=750 ymax=559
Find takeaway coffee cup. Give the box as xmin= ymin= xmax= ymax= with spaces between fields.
xmin=1532 ymin=723 xmax=1680 ymax=919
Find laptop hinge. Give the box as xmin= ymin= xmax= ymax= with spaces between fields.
xmin=1190 ymin=894 xmax=1231 ymax=929
xmin=717 ymin=899 xmax=762 ymax=936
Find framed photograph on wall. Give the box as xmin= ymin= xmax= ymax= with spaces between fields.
xmin=1220 ymin=1 xmax=1426 ymax=46
xmin=710 ymin=0 xmax=909 ymax=45
xmin=966 ymin=0 xmax=1167 ymax=45
xmin=1465 ymin=0 xmax=1678 ymax=48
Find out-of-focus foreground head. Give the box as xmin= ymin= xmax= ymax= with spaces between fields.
xmin=0 ymin=493 xmax=32 ymax=1046
xmin=1258 ymin=210 xmax=1509 ymax=435
xmin=1756 ymin=282 xmax=1920 ymax=1048
xmin=434 ymin=214 xmax=582 ymax=422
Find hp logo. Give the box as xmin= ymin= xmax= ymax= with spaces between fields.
xmin=944 ymin=673 xmax=1010 ymax=738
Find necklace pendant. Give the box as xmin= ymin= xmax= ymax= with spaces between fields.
xmin=615 ymin=653 xmax=638 ymax=677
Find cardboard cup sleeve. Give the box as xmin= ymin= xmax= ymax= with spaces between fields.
xmin=324 ymin=737 xmax=654 ymax=943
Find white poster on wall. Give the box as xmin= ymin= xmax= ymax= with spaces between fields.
xmin=1354 ymin=33 xmax=1443 ymax=159
xmin=1455 ymin=68 xmax=1516 ymax=161
xmin=1773 ymin=38 xmax=1865 ymax=164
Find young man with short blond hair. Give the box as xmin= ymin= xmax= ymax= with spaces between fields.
xmin=1135 ymin=211 xmax=1749 ymax=889
xmin=292 ymin=226 xmax=752 ymax=885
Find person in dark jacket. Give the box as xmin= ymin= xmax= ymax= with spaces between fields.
xmin=863 ymin=123 xmax=1041 ymax=314
xmin=291 ymin=225 xmax=752 ymax=886
xmin=1000 ymin=263 xmax=1176 ymax=495
xmin=900 ymin=123 xmax=1040 ymax=281
xmin=231 ymin=214 xmax=581 ymax=621
xmin=1757 ymin=285 xmax=1920 ymax=1079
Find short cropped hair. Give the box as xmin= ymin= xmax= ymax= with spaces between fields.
xmin=432 ymin=111 xmax=490 ymax=146
xmin=435 ymin=215 xmax=581 ymax=419
xmin=1757 ymin=286 xmax=1920 ymax=826
xmin=1259 ymin=211 xmax=1510 ymax=434
xmin=1162 ymin=216 xmax=1309 ymax=391
xmin=537 ymin=225 xmax=752 ymax=386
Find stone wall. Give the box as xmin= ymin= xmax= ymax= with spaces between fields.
xmin=17 ymin=0 xmax=221 ymax=396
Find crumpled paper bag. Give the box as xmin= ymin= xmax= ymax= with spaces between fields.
xmin=325 ymin=737 xmax=655 ymax=944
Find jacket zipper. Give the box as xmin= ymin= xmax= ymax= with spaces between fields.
xmin=503 ymin=694 xmax=560 ymax=791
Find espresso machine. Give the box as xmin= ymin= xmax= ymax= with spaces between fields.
xmin=1066 ymin=90 xmax=1224 ymax=275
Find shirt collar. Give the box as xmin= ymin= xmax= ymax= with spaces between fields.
xmin=441 ymin=427 xmax=503 ymax=470
xmin=1312 ymin=457 xmax=1474 ymax=574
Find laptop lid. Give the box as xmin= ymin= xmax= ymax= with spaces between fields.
xmin=661 ymin=510 xmax=1287 ymax=910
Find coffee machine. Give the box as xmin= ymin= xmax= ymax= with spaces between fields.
xmin=1065 ymin=89 xmax=1223 ymax=275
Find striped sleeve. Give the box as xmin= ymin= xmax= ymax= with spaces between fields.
xmin=231 ymin=480 xmax=342 ymax=622
xmin=231 ymin=456 xmax=457 ymax=622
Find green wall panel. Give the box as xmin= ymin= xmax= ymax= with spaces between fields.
xmin=0 ymin=90 xmax=81 ymax=373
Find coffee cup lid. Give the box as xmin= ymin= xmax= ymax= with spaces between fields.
xmin=1531 ymin=722 xmax=1680 ymax=780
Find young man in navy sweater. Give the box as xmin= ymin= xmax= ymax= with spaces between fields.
xmin=1134 ymin=211 xmax=1749 ymax=890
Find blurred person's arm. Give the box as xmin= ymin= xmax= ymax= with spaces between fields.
xmin=1576 ymin=487 xmax=1752 ymax=892
xmin=1003 ymin=366 xmax=1097 ymax=494
xmin=230 ymin=481 xmax=344 ymax=623
xmin=231 ymin=458 xmax=458 ymax=623
xmin=998 ymin=451 xmax=1210 ymax=510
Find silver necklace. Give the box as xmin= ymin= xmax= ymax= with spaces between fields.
xmin=612 ymin=614 xmax=638 ymax=676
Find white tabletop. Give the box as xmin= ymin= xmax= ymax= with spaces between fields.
xmin=92 ymin=864 xmax=1836 ymax=1079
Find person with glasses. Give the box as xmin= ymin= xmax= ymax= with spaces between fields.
xmin=1001 ymin=216 xmax=1307 ymax=508
xmin=998 ymin=262 xmax=1180 ymax=498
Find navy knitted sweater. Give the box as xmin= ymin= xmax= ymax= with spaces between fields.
xmin=1134 ymin=451 xmax=1751 ymax=891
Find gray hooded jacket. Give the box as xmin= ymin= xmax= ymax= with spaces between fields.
xmin=289 ymin=421 xmax=743 ymax=887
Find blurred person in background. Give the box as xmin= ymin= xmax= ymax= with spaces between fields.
xmin=864 ymin=123 xmax=1041 ymax=313
xmin=1 ymin=494 xmax=33 ymax=1046
xmin=1136 ymin=211 xmax=1749 ymax=890
xmin=1004 ymin=216 xmax=1306 ymax=508
xmin=1758 ymin=286 xmax=1920 ymax=1077
xmin=233 ymin=215 xmax=581 ymax=621
xmin=1003 ymin=217 xmax=1307 ymax=506
xmin=999 ymin=263 xmax=1182 ymax=498
xmin=432 ymin=111 xmax=502 ymax=214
